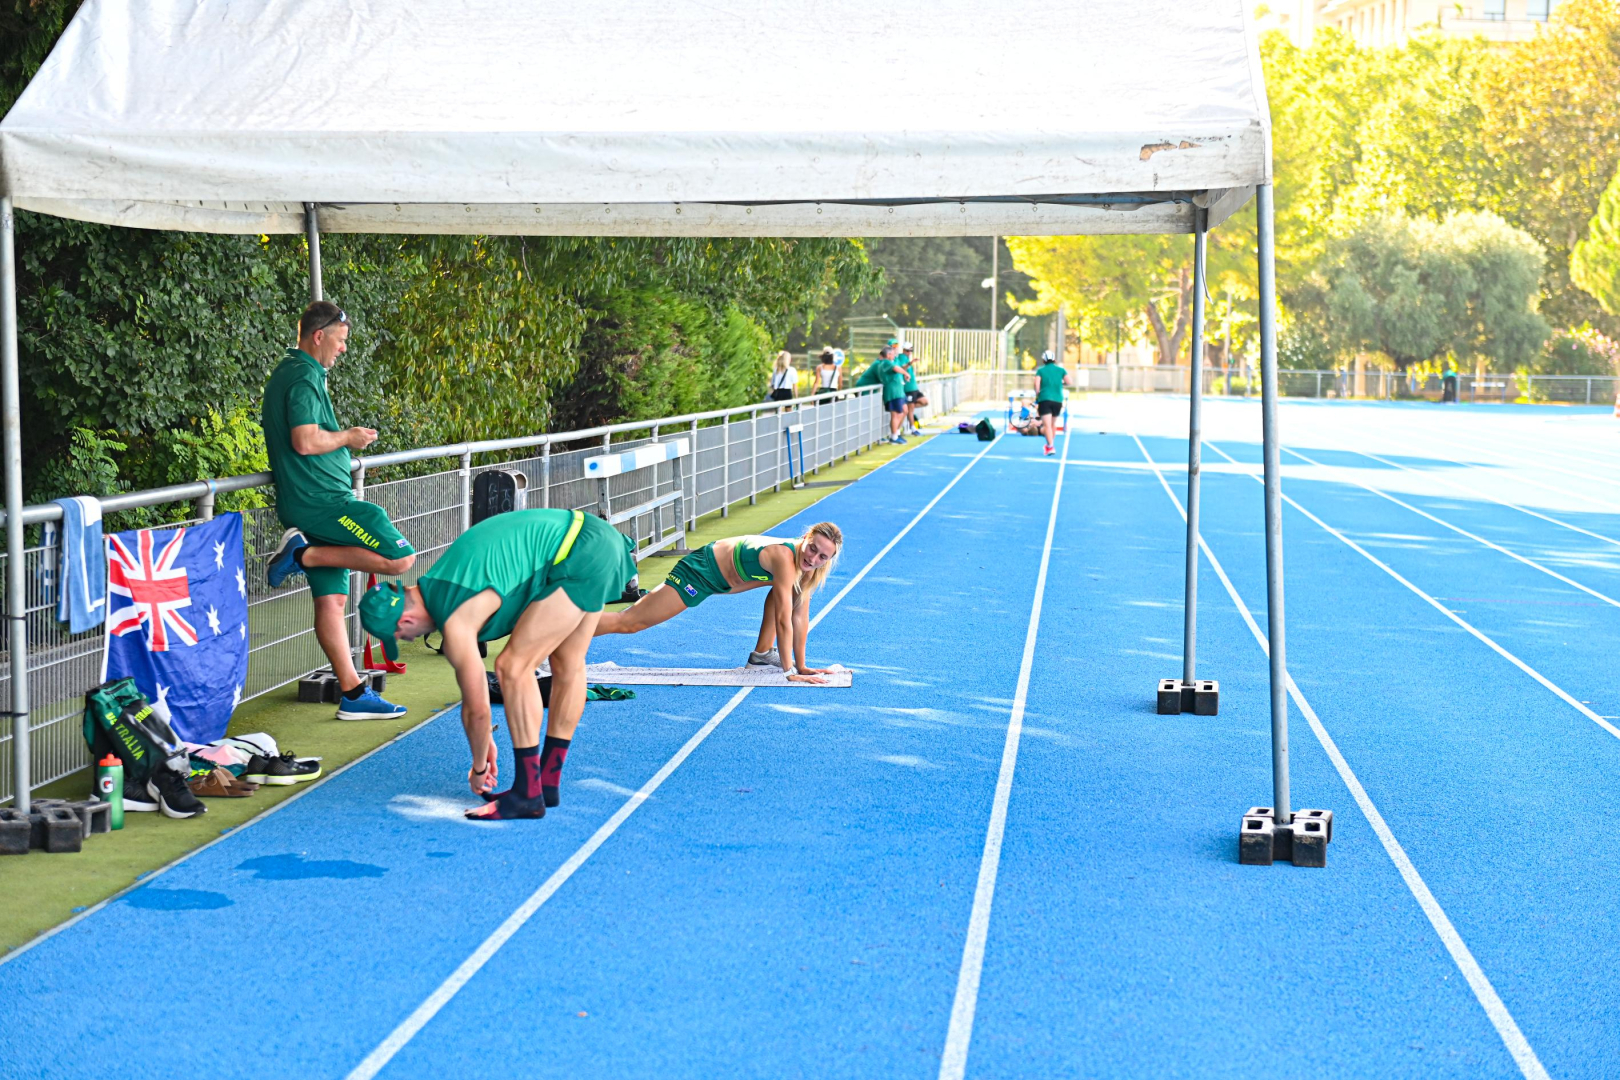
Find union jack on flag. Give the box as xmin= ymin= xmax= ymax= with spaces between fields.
xmin=108 ymin=529 xmax=197 ymax=651
xmin=103 ymin=513 xmax=248 ymax=743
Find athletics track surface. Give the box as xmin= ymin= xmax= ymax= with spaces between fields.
xmin=3 ymin=396 xmax=1618 ymax=1079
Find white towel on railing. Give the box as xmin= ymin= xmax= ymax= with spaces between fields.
xmin=51 ymin=496 xmax=105 ymax=633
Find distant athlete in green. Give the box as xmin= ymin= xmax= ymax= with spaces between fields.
xmin=261 ymin=301 xmax=415 ymax=721
xmin=594 ymin=523 xmax=844 ymax=683
xmin=359 ymin=509 xmax=638 ymax=821
xmin=1034 ymin=349 xmax=1071 ymax=456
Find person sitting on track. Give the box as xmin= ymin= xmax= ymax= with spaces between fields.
xmin=594 ymin=523 xmax=843 ymax=684
xmin=1011 ymin=404 xmax=1042 ymax=436
xmin=358 ymin=508 xmax=638 ymax=821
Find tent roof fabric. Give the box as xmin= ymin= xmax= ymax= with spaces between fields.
xmin=0 ymin=0 xmax=1271 ymax=237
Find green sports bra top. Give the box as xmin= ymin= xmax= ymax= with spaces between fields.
xmin=732 ymin=535 xmax=798 ymax=583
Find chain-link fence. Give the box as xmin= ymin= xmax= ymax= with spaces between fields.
xmin=0 ymin=373 xmax=969 ymax=805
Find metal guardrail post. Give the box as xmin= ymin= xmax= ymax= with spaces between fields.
xmin=1 ymin=196 xmax=29 ymax=811
xmin=749 ymin=409 xmax=758 ymax=506
xmin=196 ymin=488 xmax=216 ymax=522
xmin=721 ymin=417 xmax=731 ymax=518
xmin=540 ymin=440 xmax=551 ymax=509
xmin=688 ymin=418 xmax=700 ymax=532
xmin=458 ymin=451 xmax=472 ymax=534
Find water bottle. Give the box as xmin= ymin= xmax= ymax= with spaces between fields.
xmin=95 ymin=754 xmax=124 ymax=830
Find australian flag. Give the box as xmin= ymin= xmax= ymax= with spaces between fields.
xmin=103 ymin=512 xmax=249 ymax=743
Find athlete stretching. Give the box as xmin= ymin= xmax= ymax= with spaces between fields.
xmin=359 ymin=509 xmax=638 ymax=821
xmin=595 ymin=523 xmax=843 ymax=684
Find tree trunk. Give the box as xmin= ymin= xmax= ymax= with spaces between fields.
xmin=1144 ymin=266 xmax=1194 ymax=365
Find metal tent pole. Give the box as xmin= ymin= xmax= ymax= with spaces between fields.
xmin=305 ymin=203 xmax=323 ymax=302
xmin=1182 ymin=209 xmax=1208 ymax=687
xmin=1 ymin=197 xmax=29 ymax=811
xmin=1257 ymin=183 xmax=1290 ymax=828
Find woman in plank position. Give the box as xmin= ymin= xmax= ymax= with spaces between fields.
xmin=595 ymin=522 xmax=843 ymax=684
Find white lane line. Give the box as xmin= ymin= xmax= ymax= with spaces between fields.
xmin=1132 ymin=435 xmax=1551 ymax=1080
xmin=939 ymin=428 xmax=1070 ymax=1080
xmin=348 ymin=433 xmax=1007 ymax=1080
xmin=1362 ymin=424 xmax=1620 ymax=515
xmin=1202 ymin=440 xmax=1620 ymax=745
xmin=1282 ymin=445 xmax=1620 ymax=610
xmin=1338 ymin=443 xmax=1620 ymax=551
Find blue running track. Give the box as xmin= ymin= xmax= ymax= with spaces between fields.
xmin=4 ymin=396 xmax=1618 ymax=1079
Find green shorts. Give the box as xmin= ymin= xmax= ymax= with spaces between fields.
xmin=539 ymin=514 xmax=639 ymax=614
xmin=665 ymin=544 xmax=731 ymax=608
xmin=286 ymin=498 xmax=415 ymax=597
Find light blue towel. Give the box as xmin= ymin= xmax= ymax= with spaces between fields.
xmin=52 ymin=496 xmax=106 ymax=633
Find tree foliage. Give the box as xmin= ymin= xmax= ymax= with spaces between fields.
xmin=1477 ymin=0 xmax=1620 ymax=328
xmin=1290 ymin=211 xmax=1548 ymax=370
xmin=1570 ymin=165 xmax=1620 ymax=316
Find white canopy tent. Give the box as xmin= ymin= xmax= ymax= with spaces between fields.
xmin=0 ymin=0 xmax=1299 ymax=864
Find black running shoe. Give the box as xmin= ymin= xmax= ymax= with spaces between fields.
xmin=241 ymin=753 xmax=321 ymax=786
xmin=147 ymin=765 xmax=207 ymax=819
xmin=122 ymin=779 xmax=159 ymax=813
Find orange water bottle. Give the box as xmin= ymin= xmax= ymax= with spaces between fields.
xmin=95 ymin=754 xmax=124 ymax=830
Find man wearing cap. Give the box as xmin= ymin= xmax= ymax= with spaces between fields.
xmin=1035 ymin=349 xmax=1071 ymax=456
xmin=260 ymin=301 xmax=414 ymax=720
xmin=898 ymin=341 xmax=928 ymax=436
xmin=854 ymin=345 xmax=909 ymax=445
xmin=360 ymin=508 xmax=638 ymax=821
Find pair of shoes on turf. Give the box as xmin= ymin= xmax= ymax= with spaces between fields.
xmin=266 ymin=528 xmax=308 ymax=588
xmin=335 ymin=686 xmax=407 ymax=720
xmin=746 ymin=648 xmax=780 ymax=667
xmin=188 ymin=768 xmax=259 ymax=798
xmin=241 ymin=752 xmax=321 ymax=786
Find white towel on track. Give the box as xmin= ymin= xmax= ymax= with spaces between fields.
xmin=542 ymin=660 xmax=853 ymax=687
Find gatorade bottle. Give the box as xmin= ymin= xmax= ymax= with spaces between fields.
xmin=95 ymin=754 xmax=124 ymax=830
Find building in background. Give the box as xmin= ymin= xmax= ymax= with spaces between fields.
xmin=1257 ymin=0 xmax=1561 ymax=48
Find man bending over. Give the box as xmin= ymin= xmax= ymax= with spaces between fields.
xmin=359 ymin=509 xmax=638 ymax=821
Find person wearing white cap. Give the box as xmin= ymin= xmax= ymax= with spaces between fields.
xmin=1034 ymin=349 xmax=1071 ymax=456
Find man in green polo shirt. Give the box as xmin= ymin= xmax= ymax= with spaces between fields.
xmin=898 ymin=342 xmax=928 ymax=436
xmin=359 ymin=508 xmax=638 ymax=821
xmin=1034 ymin=349 xmax=1071 ymax=456
xmin=261 ymin=300 xmax=415 ymax=721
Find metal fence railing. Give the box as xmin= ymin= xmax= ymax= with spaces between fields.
xmin=0 ymin=372 xmax=970 ymax=805
xmin=985 ymin=364 xmax=1620 ymax=405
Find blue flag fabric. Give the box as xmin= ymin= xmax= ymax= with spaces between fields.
xmin=103 ymin=513 xmax=249 ymax=743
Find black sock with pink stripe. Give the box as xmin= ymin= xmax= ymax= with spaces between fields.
xmin=541 ymin=735 xmax=570 ymax=808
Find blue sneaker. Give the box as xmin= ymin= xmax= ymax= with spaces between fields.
xmin=267 ymin=529 xmax=308 ymax=588
xmin=335 ymin=686 xmax=408 ymax=721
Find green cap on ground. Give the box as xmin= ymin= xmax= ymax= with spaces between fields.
xmin=359 ymin=579 xmax=408 ymax=661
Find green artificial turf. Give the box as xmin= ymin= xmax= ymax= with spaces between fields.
xmin=1 ymin=429 xmax=941 ymax=954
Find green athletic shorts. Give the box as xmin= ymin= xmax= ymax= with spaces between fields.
xmin=666 ymin=544 xmax=731 ymax=608
xmin=542 ymin=514 xmax=639 ymax=614
xmin=287 ymin=498 xmax=415 ymax=597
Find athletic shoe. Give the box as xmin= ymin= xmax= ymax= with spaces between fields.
xmin=266 ymin=529 xmax=308 ymax=588
xmin=747 ymin=649 xmax=781 ymax=667
xmin=241 ymin=753 xmax=321 ymax=786
xmin=122 ymin=780 xmax=160 ymax=813
xmin=1043 ymin=444 xmax=1055 ymax=456
xmin=147 ymin=765 xmax=207 ymax=819
xmin=335 ymin=686 xmax=408 ymax=721
xmin=892 ymin=435 xmax=908 ymax=444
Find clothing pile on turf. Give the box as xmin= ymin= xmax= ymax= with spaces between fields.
xmin=83 ymin=678 xmax=320 ymax=820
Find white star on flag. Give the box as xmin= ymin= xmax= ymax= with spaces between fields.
xmin=235 ymin=566 xmax=246 ymax=598
xmin=206 ymin=605 xmax=221 ymax=636
xmin=232 ymin=684 xmax=242 ymax=709
xmin=154 ymin=683 xmax=170 ymax=713
xmin=239 ymin=623 xmax=247 ymax=640
xmin=213 ymin=540 xmax=226 ymax=570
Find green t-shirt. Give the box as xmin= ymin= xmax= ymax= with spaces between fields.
xmin=855 ymin=358 xmax=889 ymax=387
xmin=418 ymin=509 xmax=579 ymax=642
xmin=900 ymin=358 xmax=919 ymax=393
xmin=879 ymin=360 xmax=907 ymax=400
xmin=261 ymin=348 xmax=352 ymax=521
xmin=1036 ymin=363 xmax=1068 ymax=403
